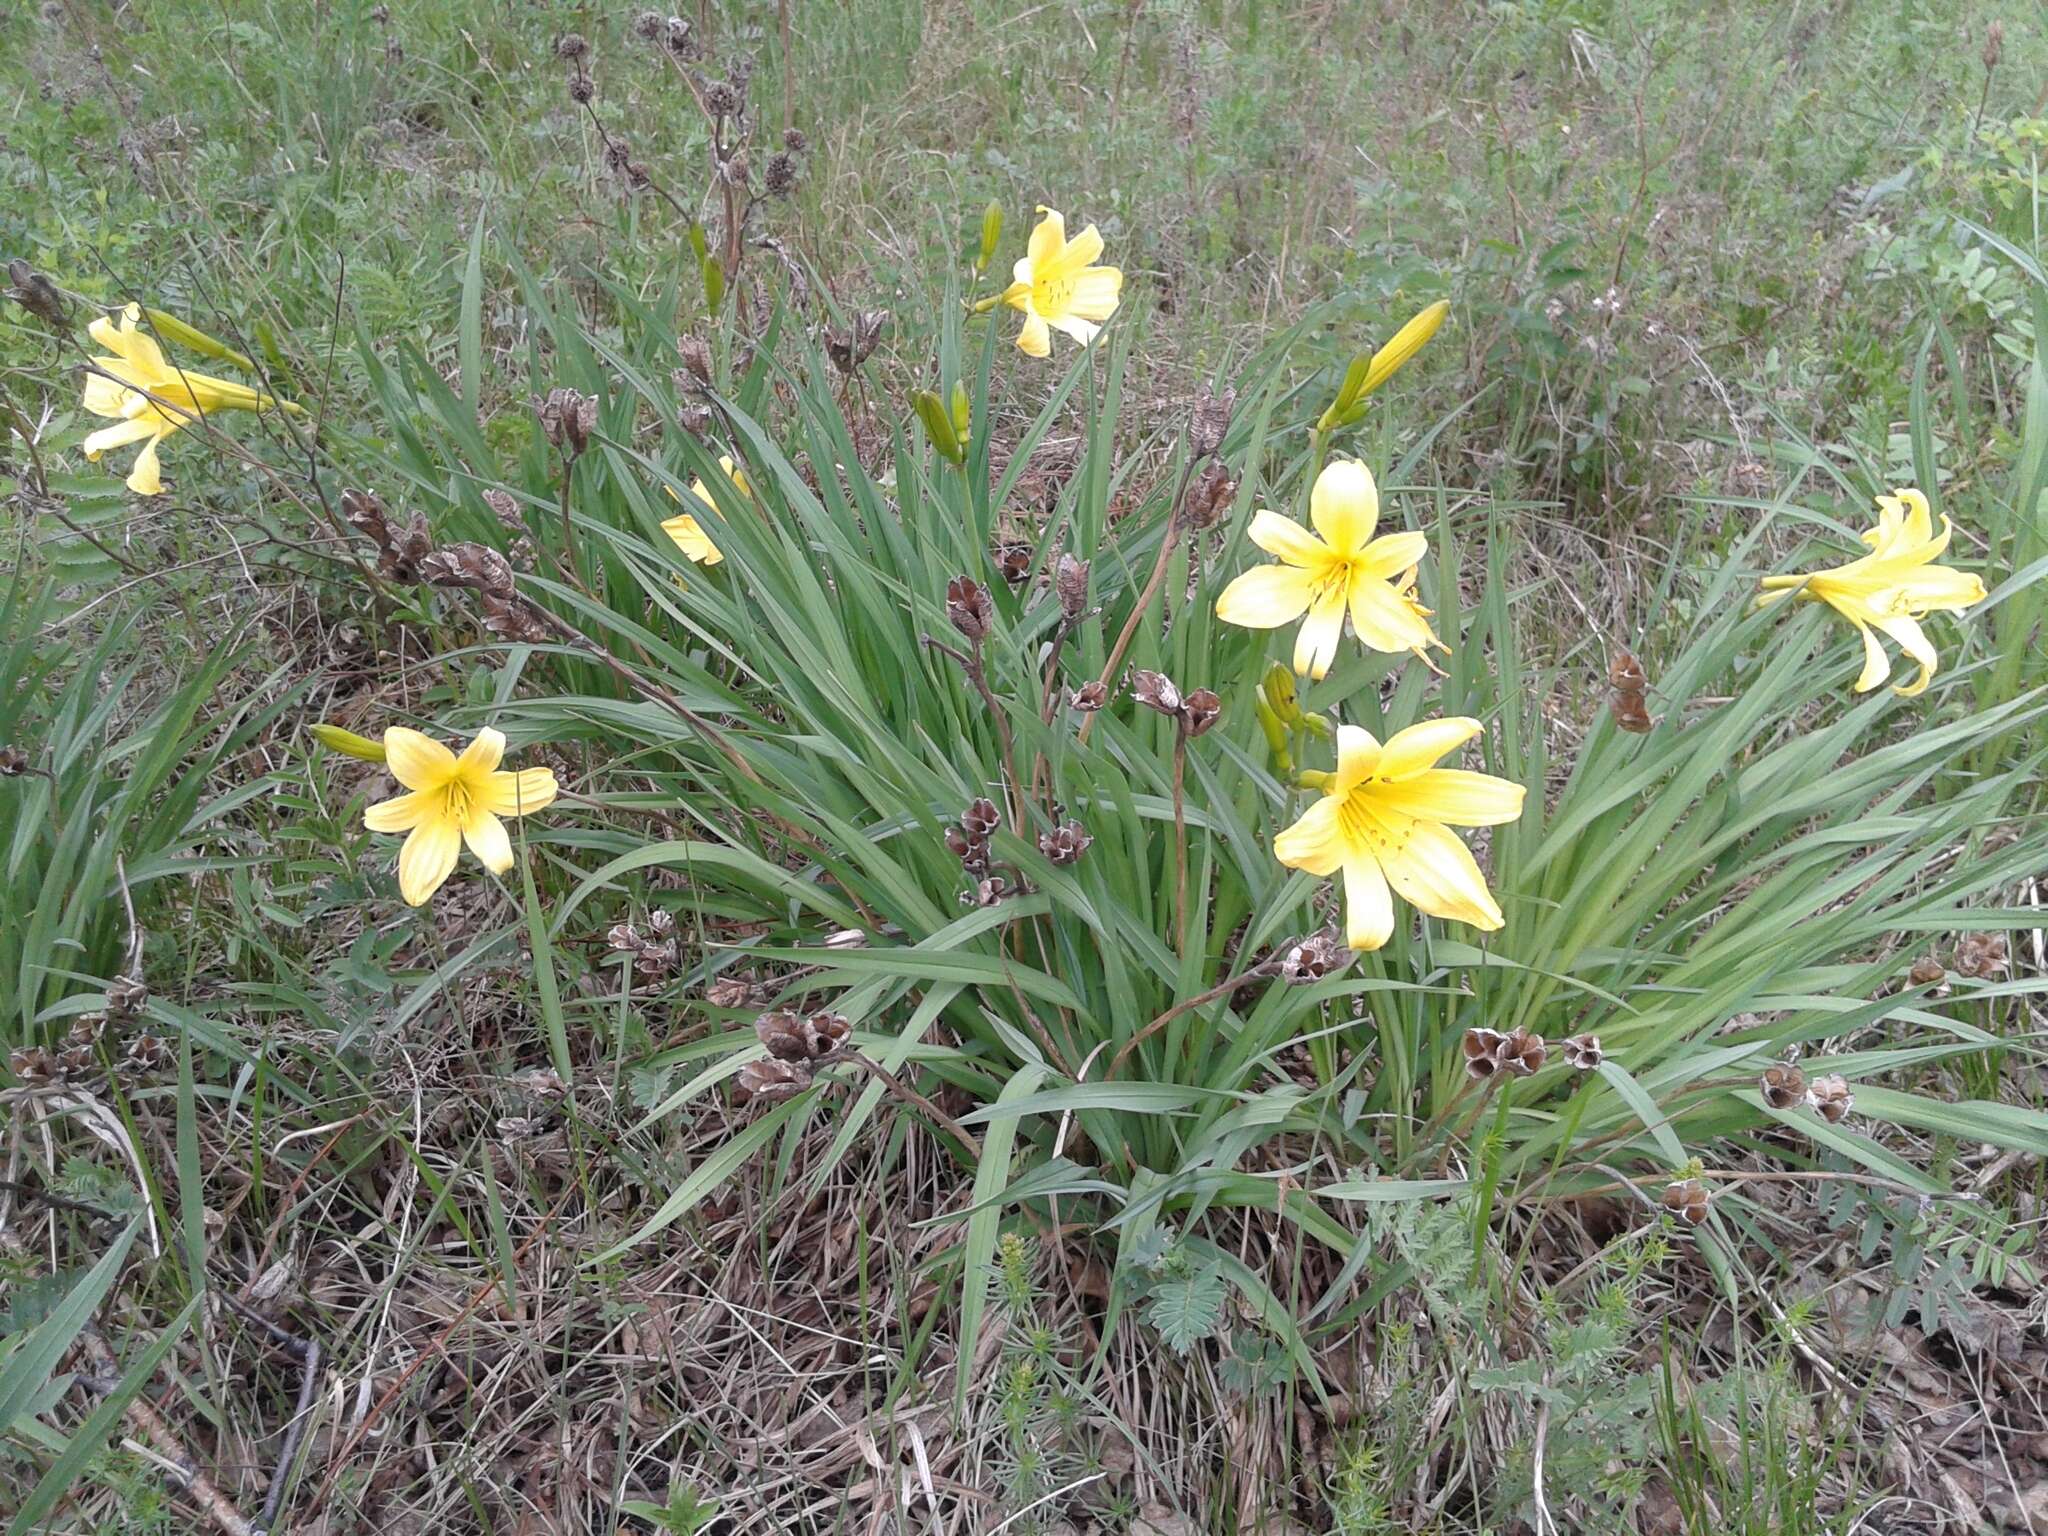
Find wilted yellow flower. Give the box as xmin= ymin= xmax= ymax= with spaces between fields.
xmin=662 ymin=455 xmax=752 ymax=565
xmin=80 ymin=304 xmax=276 ymax=495
xmin=1000 ymin=206 xmax=1122 ymax=358
xmin=1755 ymin=488 xmax=1985 ymax=697
xmin=1215 ymin=459 xmax=1442 ymax=680
xmin=364 ymin=727 xmax=558 ymax=907
xmin=1275 ymin=719 xmax=1523 ymax=950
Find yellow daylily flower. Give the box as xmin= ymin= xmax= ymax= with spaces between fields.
xmin=1214 ymin=459 xmax=1443 ymax=680
xmin=1275 ymin=718 xmax=1524 ymax=951
xmin=80 ymin=303 xmax=275 ymax=495
xmin=363 ymin=727 xmax=558 ymax=907
xmin=999 ymin=206 xmax=1123 ymax=358
xmin=1755 ymin=487 xmax=1986 ymax=697
xmin=661 ymin=455 xmax=752 ymax=566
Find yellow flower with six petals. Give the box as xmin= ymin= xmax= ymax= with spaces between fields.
xmin=1215 ymin=459 xmax=1442 ymax=680
xmin=80 ymin=304 xmax=276 ymax=495
xmin=1755 ymin=488 xmax=1985 ymax=697
xmin=661 ymin=455 xmax=753 ymax=566
xmin=999 ymin=206 xmax=1123 ymax=358
xmin=363 ymin=727 xmax=558 ymax=907
xmin=1275 ymin=718 xmax=1524 ymax=951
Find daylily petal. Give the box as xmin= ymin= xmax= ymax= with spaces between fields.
xmin=1849 ymin=620 xmax=1891 ymax=693
xmin=1045 ymin=223 xmax=1105 ymax=279
xmin=1016 ymin=312 xmax=1052 ymax=358
xmin=1246 ymin=510 xmax=1328 ymax=569
xmin=1331 ymin=724 xmax=1382 ymax=796
xmin=82 ymin=370 xmax=137 ymax=419
xmin=1374 ymin=769 xmax=1525 ymax=827
xmin=1342 ymin=854 xmax=1395 ymax=951
xmin=1216 ymin=564 xmax=1316 ymax=629
xmin=663 ymin=512 xmax=723 ymax=565
xmin=1048 ymin=312 xmax=1103 ymax=346
xmin=480 ymin=767 xmax=559 ymax=818
xmin=364 ymin=790 xmax=434 ymax=833
xmin=1876 ymin=614 xmax=1936 ymax=697
xmin=1001 ymin=277 xmax=1033 ymax=310
xmin=1027 ymin=207 xmax=1067 ymax=271
xmin=1893 ymin=564 xmax=1984 ymax=612
xmin=1309 ymin=460 xmax=1378 ymax=554
xmin=1294 ymin=584 xmax=1348 ymax=680
xmin=1357 ymin=529 xmax=1428 ymax=581
xmin=453 ymin=727 xmax=506 ymax=781
xmin=1273 ymin=796 xmax=1347 ymax=877
xmin=396 ymin=815 xmax=463 ymax=906
xmin=1377 ymin=717 xmax=1483 ymax=779
xmin=461 ymin=809 xmax=514 ymax=874
xmin=1347 ymin=572 xmax=1439 ymax=655
xmin=125 ymin=435 xmax=164 ymax=496
xmin=384 ymin=727 xmax=458 ymax=791
xmin=1065 ymin=266 xmax=1122 ymax=323
xmin=1380 ymin=818 xmax=1504 ymax=931
xmin=82 ymin=417 xmax=162 ymax=458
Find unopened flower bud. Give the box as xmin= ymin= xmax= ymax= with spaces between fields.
xmin=945 ymin=575 xmax=992 ymax=641
xmin=912 ymin=390 xmax=964 ymax=464
xmin=309 ymin=723 xmax=389 ymax=762
xmin=975 ymin=199 xmax=1004 ymax=275
xmin=949 ymin=380 xmax=972 ymax=443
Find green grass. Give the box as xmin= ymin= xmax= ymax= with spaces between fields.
xmin=5 ymin=2 xmax=2048 ymax=1532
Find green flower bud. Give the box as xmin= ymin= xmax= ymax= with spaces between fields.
xmin=912 ymin=389 xmax=964 ymax=464
xmin=976 ymin=200 xmax=1004 ymax=275
xmin=309 ymin=723 xmax=388 ymax=762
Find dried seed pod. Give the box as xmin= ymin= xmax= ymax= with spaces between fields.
xmin=517 ymin=1067 xmax=568 ymax=1101
xmin=1985 ymin=18 xmax=2004 ymax=69
xmin=1127 ymin=669 xmax=1183 ymax=717
xmin=537 ymin=388 xmax=597 ymax=456
xmin=996 ymin=544 xmax=1032 ymax=586
xmin=102 ymin=978 xmax=146 ymax=1025
xmin=1461 ymin=1027 xmax=1507 ymax=1080
xmin=1280 ymin=928 xmax=1348 ymax=985
xmin=1181 ymin=689 xmax=1221 ymax=738
xmin=961 ymin=797 xmax=1000 ymax=837
xmin=58 ymin=1044 xmax=95 ymax=1077
xmin=483 ymin=488 xmax=523 ymax=530
xmin=1808 ymin=1073 xmax=1854 ymax=1125
xmin=643 ymin=910 xmax=677 ymax=940
xmin=6 ymin=259 xmax=69 ymax=328
xmin=477 ymin=593 xmax=553 ymax=644
xmin=1560 ymin=1033 xmax=1603 ymax=1070
xmin=945 ymin=575 xmax=993 ymax=641
xmin=1055 ymin=554 xmax=1090 ymax=618
xmin=1662 ymin=1178 xmax=1710 ymax=1227
xmin=1189 ymin=383 xmax=1236 ymax=459
xmin=822 ymin=928 xmax=868 ymax=950
xmin=1907 ymin=956 xmax=1946 ymax=988
xmin=703 ymin=79 xmax=741 ymax=117
xmin=1181 ymin=460 xmax=1239 ymax=529
xmin=663 ymin=17 xmax=697 ymax=57
xmin=1953 ymin=932 xmax=2007 ymax=980
xmin=676 ymin=334 xmax=714 ymax=386
xmin=65 ymin=1013 xmax=106 ymax=1049
xmin=125 ymin=1034 xmax=172 ymax=1074
xmin=801 ymin=1012 xmax=852 ymax=1057
xmin=9 ymin=1045 xmax=58 ymax=1085
xmin=1609 ymin=650 xmax=1654 ymax=734
xmin=755 ymin=1009 xmax=809 ymax=1062
xmin=420 ymin=541 xmax=517 ymax=600
xmin=1498 ymin=1028 xmax=1547 ymax=1076
xmin=1037 ymin=820 xmax=1093 ymax=867
xmin=1759 ymin=1063 xmax=1806 ymax=1110
xmin=0 ymin=746 xmax=29 ymax=776
xmin=763 ymin=151 xmax=798 ymax=197
xmin=706 ymin=975 xmax=756 ymax=1008
xmin=735 ymin=1057 xmax=811 ymax=1106
xmin=972 ymin=875 xmax=1013 ymax=907
xmin=606 ymin=922 xmax=643 ymax=954
xmin=824 ymin=309 xmax=885 ymax=375
xmin=1070 ymin=680 xmax=1109 ymax=713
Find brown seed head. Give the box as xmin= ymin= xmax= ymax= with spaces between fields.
xmin=1808 ymin=1073 xmax=1854 ymax=1124
xmin=103 ymin=977 xmax=148 ymax=1026
xmin=1759 ymin=1063 xmax=1806 ymax=1110
xmin=801 ymin=1011 xmax=852 ymax=1057
xmin=1038 ymin=820 xmax=1094 ymax=867
xmin=996 ymin=544 xmax=1032 ymax=586
xmin=555 ymin=32 xmax=589 ymax=61
xmin=1907 ymin=956 xmax=1946 ymax=988
xmin=7 ymin=259 xmax=69 ymax=329
xmin=9 ymin=1045 xmax=58 ymax=1085
xmin=1182 ymin=460 xmax=1240 ymax=529
xmin=703 ymin=79 xmax=741 ymax=117
xmin=1281 ymin=928 xmax=1349 ymax=985
xmin=945 ymin=575 xmax=993 ymax=641
xmin=1953 ymin=932 xmax=2007 ymax=980
xmin=1560 ymin=1033 xmax=1603 ymax=1070
xmin=1985 ymin=19 xmax=2004 ymax=70
xmin=0 ymin=746 xmax=29 ymax=777
xmin=567 ymin=73 xmax=595 ymax=103
xmin=1461 ymin=1027 xmax=1507 ymax=1080
xmin=1190 ymin=382 xmax=1236 ymax=459
xmin=706 ymin=974 xmax=756 ymax=1009
xmin=1498 ymin=1028 xmax=1547 ymax=1076
xmin=1055 ymin=553 xmax=1090 ymax=618
xmin=633 ymin=10 xmax=664 ymax=41
xmin=1181 ymin=689 xmax=1221 ymax=738
xmin=1070 ymin=681 xmax=1109 ymax=713
xmin=764 ymin=151 xmax=798 ymax=197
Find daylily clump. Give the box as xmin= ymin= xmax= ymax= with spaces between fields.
xmin=1275 ymin=719 xmax=1524 ymax=950
xmin=1000 ymin=207 xmax=1123 ymax=358
xmin=80 ymin=304 xmax=276 ymax=495
xmin=1215 ymin=459 xmax=1441 ymax=680
xmin=662 ymin=455 xmax=752 ymax=565
xmin=363 ymin=727 xmax=558 ymax=906
xmin=1756 ymin=488 xmax=1985 ymax=696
